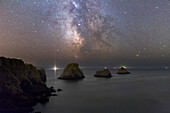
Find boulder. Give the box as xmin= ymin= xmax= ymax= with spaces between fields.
xmin=94 ymin=69 xmax=112 ymax=78
xmin=50 ymin=86 xmax=56 ymax=93
xmin=34 ymin=112 xmax=41 ymax=113
xmin=58 ymin=63 xmax=85 ymax=80
xmin=117 ymin=66 xmax=130 ymax=74
xmin=51 ymin=94 xmax=58 ymax=96
xmin=57 ymin=88 xmax=63 ymax=92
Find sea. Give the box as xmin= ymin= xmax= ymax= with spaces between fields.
xmin=35 ymin=67 xmax=170 ymax=113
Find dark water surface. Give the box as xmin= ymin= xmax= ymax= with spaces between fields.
xmin=35 ymin=68 xmax=170 ymax=113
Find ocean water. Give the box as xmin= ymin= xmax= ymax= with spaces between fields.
xmin=35 ymin=68 xmax=170 ymax=113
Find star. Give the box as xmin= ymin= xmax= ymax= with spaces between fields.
xmin=0 ymin=0 xmax=169 ymax=67
xmin=156 ymin=6 xmax=159 ymax=9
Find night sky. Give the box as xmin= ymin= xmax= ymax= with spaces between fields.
xmin=0 ymin=0 xmax=170 ymax=68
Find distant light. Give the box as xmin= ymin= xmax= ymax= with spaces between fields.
xmin=53 ymin=66 xmax=58 ymax=71
xmin=104 ymin=67 xmax=107 ymax=69
xmin=121 ymin=66 xmax=127 ymax=69
xmin=113 ymin=67 xmax=117 ymax=69
xmin=165 ymin=67 xmax=168 ymax=69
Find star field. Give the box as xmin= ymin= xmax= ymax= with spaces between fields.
xmin=0 ymin=0 xmax=170 ymax=67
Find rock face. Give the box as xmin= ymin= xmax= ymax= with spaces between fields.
xmin=117 ymin=66 xmax=130 ymax=74
xmin=94 ymin=69 xmax=112 ymax=78
xmin=0 ymin=57 xmax=56 ymax=113
xmin=58 ymin=63 xmax=85 ymax=80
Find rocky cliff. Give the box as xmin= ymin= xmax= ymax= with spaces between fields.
xmin=0 ymin=57 xmax=56 ymax=113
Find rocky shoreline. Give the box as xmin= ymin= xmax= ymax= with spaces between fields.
xmin=0 ymin=57 xmax=56 ymax=113
xmin=0 ymin=57 xmax=131 ymax=112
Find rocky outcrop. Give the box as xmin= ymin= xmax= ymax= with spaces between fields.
xmin=37 ymin=68 xmax=46 ymax=82
xmin=0 ymin=56 xmax=56 ymax=113
xmin=57 ymin=88 xmax=63 ymax=92
xmin=58 ymin=63 xmax=85 ymax=80
xmin=94 ymin=69 xmax=112 ymax=78
xmin=117 ymin=66 xmax=130 ymax=74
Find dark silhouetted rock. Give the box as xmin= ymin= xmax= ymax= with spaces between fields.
xmin=58 ymin=63 xmax=85 ymax=80
xmin=38 ymin=68 xmax=47 ymax=82
xmin=50 ymin=86 xmax=56 ymax=93
xmin=0 ymin=56 xmax=56 ymax=113
xmin=34 ymin=112 xmax=41 ymax=113
xmin=37 ymin=97 xmax=49 ymax=104
xmin=51 ymin=94 xmax=58 ymax=96
xmin=57 ymin=88 xmax=63 ymax=92
xmin=94 ymin=69 xmax=112 ymax=78
xmin=34 ymin=111 xmax=41 ymax=113
xmin=117 ymin=66 xmax=130 ymax=74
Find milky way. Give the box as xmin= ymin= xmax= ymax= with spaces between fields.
xmin=47 ymin=0 xmax=122 ymax=59
xmin=0 ymin=0 xmax=170 ymax=67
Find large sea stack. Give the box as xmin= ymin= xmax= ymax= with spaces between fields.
xmin=0 ymin=56 xmax=56 ymax=113
xmin=58 ymin=63 xmax=85 ymax=80
xmin=94 ymin=69 xmax=112 ymax=78
xmin=117 ymin=66 xmax=130 ymax=74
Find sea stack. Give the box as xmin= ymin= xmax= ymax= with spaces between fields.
xmin=117 ymin=66 xmax=130 ymax=74
xmin=58 ymin=63 xmax=85 ymax=80
xmin=94 ymin=69 xmax=112 ymax=78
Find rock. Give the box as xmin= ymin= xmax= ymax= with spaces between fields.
xmin=37 ymin=97 xmax=49 ymax=104
xmin=51 ymin=94 xmax=58 ymax=96
xmin=58 ymin=63 xmax=85 ymax=80
xmin=50 ymin=86 xmax=56 ymax=93
xmin=57 ymin=88 xmax=63 ymax=92
xmin=38 ymin=68 xmax=47 ymax=82
xmin=94 ymin=69 xmax=112 ymax=78
xmin=34 ymin=112 xmax=41 ymax=113
xmin=117 ymin=66 xmax=130 ymax=74
xmin=50 ymin=86 xmax=54 ymax=89
xmin=0 ymin=56 xmax=56 ymax=113
xmin=0 ymin=99 xmax=35 ymax=113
